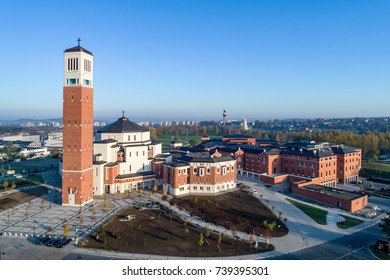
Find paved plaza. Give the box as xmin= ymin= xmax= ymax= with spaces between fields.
xmin=0 ymin=171 xmax=386 ymax=260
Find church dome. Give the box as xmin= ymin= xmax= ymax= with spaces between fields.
xmin=98 ymin=117 xmax=149 ymax=133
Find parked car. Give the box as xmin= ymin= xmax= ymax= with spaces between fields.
xmin=56 ymin=238 xmax=71 ymax=248
xmin=36 ymin=237 xmax=50 ymax=245
xmin=45 ymin=238 xmax=58 ymax=247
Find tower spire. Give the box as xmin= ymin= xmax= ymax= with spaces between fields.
xmin=122 ymin=110 xmax=125 ymax=118
xmin=77 ymin=38 xmax=81 ymax=47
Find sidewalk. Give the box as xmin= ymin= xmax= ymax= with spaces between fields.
xmin=0 ymin=175 xmax=385 ymax=260
xmin=237 ymin=176 xmax=385 ymax=255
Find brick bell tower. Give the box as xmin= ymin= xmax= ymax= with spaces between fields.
xmin=62 ymin=39 xmax=94 ymax=206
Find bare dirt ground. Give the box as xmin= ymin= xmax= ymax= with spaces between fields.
xmin=0 ymin=186 xmax=47 ymax=211
xmin=174 ymin=190 xmax=289 ymax=237
xmin=83 ymin=207 xmax=274 ymax=257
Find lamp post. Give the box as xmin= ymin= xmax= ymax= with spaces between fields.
xmin=234 ymin=235 xmax=239 ymax=255
xmin=33 ymin=220 xmax=36 ymax=237
xmin=73 ymin=224 xmax=78 ymax=246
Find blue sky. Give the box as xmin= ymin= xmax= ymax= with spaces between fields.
xmin=0 ymin=0 xmax=389 ymax=122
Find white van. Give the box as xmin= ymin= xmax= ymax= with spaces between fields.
xmin=250 ymin=189 xmax=257 ymax=195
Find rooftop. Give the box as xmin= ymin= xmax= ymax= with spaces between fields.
xmin=64 ymin=41 xmax=93 ymax=55
xmin=116 ymin=171 xmax=155 ymax=180
xmin=98 ymin=116 xmax=149 ymax=134
xmin=95 ymin=139 xmax=118 ymax=144
xmin=331 ymin=145 xmax=360 ymax=154
xmin=223 ymin=134 xmax=255 ymax=139
xmin=180 ymin=155 xmax=235 ymax=163
xmin=300 ymin=184 xmax=367 ymax=201
xmin=281 ymin=148 xmax=334 ymax=158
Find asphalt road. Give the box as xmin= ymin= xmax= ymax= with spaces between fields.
xmin=266 ymin=224 xmax=384 ymax=260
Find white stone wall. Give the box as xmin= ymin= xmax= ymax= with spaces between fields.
xmin=64 ymin=51 xmax=93 ymax=88
xmin=98 ymin=131 xmax=151 ymax=143
xmin=124 ymin=145 xmax=151 ymax=174
xmin=150 ymin=142 xmax=162 ymax=158
xmin=93 ymin=164 xmax=105 ymax=195
xmin=94 ymin=143 xmax=117 ymax=163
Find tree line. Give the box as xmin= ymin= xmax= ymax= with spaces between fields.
xmin=149 ymin=126 xmax=390 ymax=160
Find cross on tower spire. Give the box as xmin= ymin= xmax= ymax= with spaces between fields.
xmin=77 ymin=38 xmax=81 ymax=47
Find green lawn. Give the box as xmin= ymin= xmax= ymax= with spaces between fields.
xmin=337 ymin=214 xmax=364 ymax=229
xmin=0 ymin=157 xmax=59 ymax=175
xmin=369 ymin=244 xmax=390 ymax=260
xmin=0 ymin=175 xmax=45 ymax=193
xmin=362 ymin=162 xmax=390 ymax=172
xmin=158 ymin=134 xmax=221 ymax=149
xmin=286 ymin=198 xmax=328 ymax=225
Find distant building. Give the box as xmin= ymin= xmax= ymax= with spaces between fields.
xmin=0 ymin=134 xmax=40 ymax=142
xmin=20 ymin=147 xmax=50 ymax=158
xmin=44 ymin=132 xmax=63 ymax=149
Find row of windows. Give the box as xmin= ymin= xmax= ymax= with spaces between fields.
xmin=67 ymin=58 xmax=92 ymax=72
xmin=182 ymin=184 xmax=233 ymax=192
xmin=67 ymin=58 xmax=78 ymax=71
xmin=66 ymin=119 xmax=92 ymax=125
xmin=66 ymin=143 xmax=92 ymax=150
xmin=128 ymin=151 xmax=145 ymax=157
xmin=66 ymin=78 xmax=92 ymax=86
xmin=340 ymin=165 xmax=359 ymax=172
xmin=178 ymin=169 xmax=187 ymax=175
xmin=193 ymin=165 xmax=234 ymax=176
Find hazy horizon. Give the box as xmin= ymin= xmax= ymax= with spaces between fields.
xmin=0 ymin=111 xmax=389 ymax=124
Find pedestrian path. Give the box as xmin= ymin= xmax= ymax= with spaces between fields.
xmin=326 ymin=212 xmax=344 ymax=228
xmin=0 ymin=173 xmax=385 ymax=260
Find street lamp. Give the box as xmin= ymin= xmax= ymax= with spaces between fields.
xmin=33 ymin=220 xmax=37 ymax=237
xmin=73 ymin=224 xmax=78 ymax=246
xmin=234 ymin=235 xmax=239 ymax=255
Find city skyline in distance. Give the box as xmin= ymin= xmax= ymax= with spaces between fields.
xmin=0 ymin=1 xmax=389 ymax=121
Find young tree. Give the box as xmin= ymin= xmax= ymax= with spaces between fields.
xmin=64 ymin=225 xmax=69 ymax=236
xmin=152 ymin=185 xmax=158 ymax=193
xmin=3 ymin=180 xmax=9 ymax=191
xmin=205 ymin=228 xmax=210 ymax=245
xmin=198 ymin=233 xmax=204 ymax=253
xmin=189 ymin=139 xmax=196 ymax=147
xmin=51 ymin=149 xmax=60 ymax=158
xmin=11 ymin=182 xmax=16 ymax=190
xmin=217 ymin=234 xmax=223 ymax=251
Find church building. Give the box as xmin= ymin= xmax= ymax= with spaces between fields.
xmin=92 ymin=114 xmax=162 ymax=195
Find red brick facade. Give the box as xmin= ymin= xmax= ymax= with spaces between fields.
xmin=292 ymin=184 xmax=368 ymax=212
xmin=162 ymin=156 xmax=237 ymax=196
xmin=62 ymin=86 xmax=94 ymax=205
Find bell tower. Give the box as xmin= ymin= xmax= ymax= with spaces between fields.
xmin=62 ymin=39 xmax=94 ymax=206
